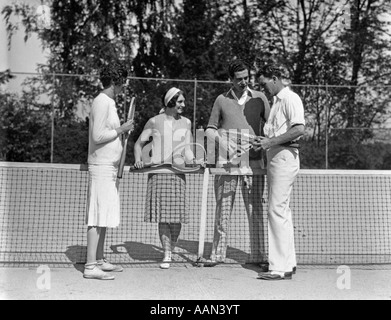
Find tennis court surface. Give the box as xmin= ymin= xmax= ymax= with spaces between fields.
xmin=1 ymin=264 xmax=391 ymax=300
xmin=1 ymin=162 xmax=391 ymax=300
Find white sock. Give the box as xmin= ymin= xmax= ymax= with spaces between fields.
xmin=164 ymin=251 xmax=172 ymax=261
xmin=85 ymin=262 xmax=97 ymax=269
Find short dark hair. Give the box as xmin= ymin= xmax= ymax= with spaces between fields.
xmin=99 ymin=62 xmax=128 ymax=88
xmin=228 ymin=59 xmax=250 ymax=79
xmin=255 ymin=58 xmax=289 ymax=79
xmin=161 ymin=89 xmax=184 ymax=108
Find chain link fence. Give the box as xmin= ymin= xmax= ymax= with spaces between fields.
xmin=1 ymin=72 xmax=391 ymax=169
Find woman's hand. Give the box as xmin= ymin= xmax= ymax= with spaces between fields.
xmin=133 ymin=161 xmax=144 ymax=169
xmin=122 ymin=119 xmax=134 ymax=133
xmin=116 ymin=120 xmax=134 ymax=136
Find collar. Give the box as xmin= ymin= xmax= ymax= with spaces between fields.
xmin=228 ymin=87 xmax=253 ymax=104
xmin=276 ymin=86 xmax=290 ymax=100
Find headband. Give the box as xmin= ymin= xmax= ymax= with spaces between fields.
xmin=164 ymin=87 xmax=181 ymax=107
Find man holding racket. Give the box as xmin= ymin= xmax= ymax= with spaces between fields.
xmin=254 ymin=59 xmax=305 ymax=280
xmin=204 ymin=59 xmax=270 ymax=266
xmin=84 ymin=62 xmax=134 ymax=280
xmin=134 ymin=87 xmax=196 ymax=269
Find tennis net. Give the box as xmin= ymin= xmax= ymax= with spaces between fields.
xmin=1 ymin=162 xmax=391 ymax=266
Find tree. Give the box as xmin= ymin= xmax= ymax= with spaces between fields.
xmin=0 ymin=69 xmax=15 ymax=84
xmin=2 ymin=0 xmax=181 ymax=164
xmin=0 ymin=92 xmax=52 ymax=162
xmin=52 ymin=117 xmax=89 ymax=163
xmin=2 ymin=0 xmax=391 ymax=168
xmin=172 ymin=0 xmax=223 ymax=79
xmin=214 ymin=0 xmax=280 ymax=77
xmin=2 ymin=0 xmax=178 ymax=113
xmin=340 ymin=0 xmax=391 ymax=128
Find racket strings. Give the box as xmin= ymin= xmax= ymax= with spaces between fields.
xmin=219 ymin=131 xmax=257 ymax=162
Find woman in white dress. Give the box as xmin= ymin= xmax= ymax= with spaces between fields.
xmin=84 ymin=63 xmax=134 ymax=280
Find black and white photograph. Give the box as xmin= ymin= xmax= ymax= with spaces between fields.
xmin=0 ymin=0 xmax=391 ymax=305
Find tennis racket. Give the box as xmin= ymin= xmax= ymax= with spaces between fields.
xmin=130 ymin=142 xmax=206 ymax=173
xmin=118 ymin=96 xmax=136 ymax=178
xmin=219 ymin=130 xmax=260 ymax=165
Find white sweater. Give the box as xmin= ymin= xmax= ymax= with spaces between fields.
xmin=87 ymin=93 xmax=122 ymax=166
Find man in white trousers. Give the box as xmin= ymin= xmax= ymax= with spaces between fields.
xmin=253 ymin=59 xmax=305 ymax=280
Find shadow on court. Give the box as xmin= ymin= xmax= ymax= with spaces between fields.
xmin=176 ymin=240 xmax=254 ymax=264
xmin=64 ymin=240 xmax=256 ymax=267
xmin=110 ymin=240 xmax=201 ymax=263
xmin=65 ymin=245 xmax=86 ymax=264
xmin=240 ymin=263 xmax=263 ymax=275
xmin=110 ymin=241 xmax=162 ymax=262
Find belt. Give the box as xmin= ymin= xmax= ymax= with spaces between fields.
xmin=280 ymin=141 xmax=300 ymax=148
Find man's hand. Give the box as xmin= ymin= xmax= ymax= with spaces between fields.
xmin=252 ymin=136 xmax=273 ymax=150
xmin=251 ymin=136 xmax=261 ymax=152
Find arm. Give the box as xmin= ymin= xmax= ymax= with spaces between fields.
xmin=256 ymin=124 xmax=305 ymax=149
xmin=133 ymin=119 xmax=154 ymax=168
xmin=254 ymin=95 xmax=271 ymax=152
xmin=92 ymin=101 xmax=133 ymax=144
xmin=261 ymin=94 xmax=271 ymax=123
xmin=184 ymin=120 xmax=196 ymax=162
xmin=205 ymin=96 xmax=226 ymax=149
xmin=206 ymin=96 xmax=221 ymax=133
xmin=91 ymin=102 xmax=118 ymax=144
xmin=258 ymin=94 xmax=271 ymax=137
xmin=206 ymin=127 xmax=238 ymax=155
xmin=255 ymin=92 xmax=305 ymax=149
xmin=205 ymin=127 xmax=219 ymax=142
xmin=133 ymin=137 xmax=145 ymax=164
xmin=115 ymin=120 xmax=134 ymax=137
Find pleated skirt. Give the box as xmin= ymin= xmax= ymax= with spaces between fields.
xmin=144 ymin=173 xmax=189 ymax=223
xmin=85 ymin=164 xmax=120 ymax=228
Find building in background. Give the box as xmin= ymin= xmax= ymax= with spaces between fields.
xmin=0 ymin=0 xmax=49 ymax=93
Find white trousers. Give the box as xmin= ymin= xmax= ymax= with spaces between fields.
xmin=266 ymin=146 xmax=299 ymax=272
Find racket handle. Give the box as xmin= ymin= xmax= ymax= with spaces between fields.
xmin=117 ymin=167 xmax=124 ymax=178
xmin=117 ymin=145 xmax=127 ymax=178
xmin=129 ymin=163 xmax=153 ymax=171
xmin=198 ymin=167 xmax=209 ymax=258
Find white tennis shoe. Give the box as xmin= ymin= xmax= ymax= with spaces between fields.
xmin=83 ymin=264 xmax=115 ymax=280
xmin=160 ymin=251 xmax=172 ymax=269
xmin=97 ymin=259 xmax=124 ymax=272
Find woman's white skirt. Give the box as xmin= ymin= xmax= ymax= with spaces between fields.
xmin=85 ymin=164 xmax=120 ymax=228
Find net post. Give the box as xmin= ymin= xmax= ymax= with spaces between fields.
xmin=197 ymin=167 xmax=209 ymax=260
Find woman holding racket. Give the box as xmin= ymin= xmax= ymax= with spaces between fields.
xmin=84 ymin=63 xmax=134 ymax=280
xmin=134 ymin=87 xmax=196 ymax=269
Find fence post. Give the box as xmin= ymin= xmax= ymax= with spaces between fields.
xmin=50 ymin=73 xmax=55 ymax=163
xmin=325 ymin=84 xmax=329 ymax=169
xmin=193 ymin=78 xmax=197 ymax=139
